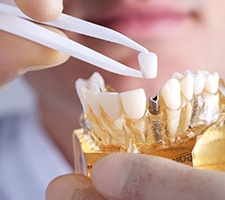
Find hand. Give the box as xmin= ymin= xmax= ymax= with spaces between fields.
xmin=15 ymin=0 xmax=63 ymax=21
xmin=0 ymin=0 xmax=69 ymax=87
xmin=46 ymin=174 xmax=106 ymax=200
xmin=46 ymin=154 xmax=225 ymax=200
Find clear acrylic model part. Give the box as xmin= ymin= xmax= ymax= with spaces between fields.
xmin=73 ymin=70 xmax=225 ymax=176
xmin=192 ymin=114 xmax=225 ymax=171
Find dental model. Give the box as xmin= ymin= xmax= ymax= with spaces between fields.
xmin=74 ymin=70 xmax=225 ymax=176
xmin=2 ymin=2 xmax=223 ymax=176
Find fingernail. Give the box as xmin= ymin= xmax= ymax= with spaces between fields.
xmin=18 ymin=54 xmax=69 ymax=75
xmin=91 ymin=154 xmax=132 ymax=198
xmin=17 ymin=63 xmax=59 ymax=75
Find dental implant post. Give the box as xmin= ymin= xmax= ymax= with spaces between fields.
xmin=148 ymin=95 xmax=165 ymax=144
xmin=149 ymin=95 xmax=159 ymax=115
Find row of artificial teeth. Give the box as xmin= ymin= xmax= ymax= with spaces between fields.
xmin=76 ymin=71 xmax=219 ymax=121
xmin=76 ymin=72 xmax=146 ymax=120
xmin=161 ymin=70 xmax=219 ymax=110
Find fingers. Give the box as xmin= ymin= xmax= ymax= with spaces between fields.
xmin=91 ymin=153 xmax=225 ymax=200
xmin=14 ymin=0 xmax=63 ymax=21
xmin=0 ymin=27 xmax=69 ymax=86
xmin=46 ymin=174 xmax=106 ymax=200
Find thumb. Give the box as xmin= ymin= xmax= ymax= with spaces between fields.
xmin=91 ymin=153 xmax=225 ymax=200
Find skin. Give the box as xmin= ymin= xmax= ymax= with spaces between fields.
xmin=1 ymin=0 xmax=225 ymax=199
xmin=46 ymin=154 xmax=225 ymax=200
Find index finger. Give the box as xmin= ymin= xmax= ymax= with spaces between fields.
xmin=14 ymin=0 xmax=63 ymax=21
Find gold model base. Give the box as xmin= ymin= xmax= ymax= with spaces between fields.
xmin=73 ymin=128 xmax=196 ymax=177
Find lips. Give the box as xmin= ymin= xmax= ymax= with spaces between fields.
xmin=89 ymin=4 xmax=193 ymax=39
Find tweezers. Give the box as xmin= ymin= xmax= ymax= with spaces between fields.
xmin=0 ymin=2 xmax=153 ymax=78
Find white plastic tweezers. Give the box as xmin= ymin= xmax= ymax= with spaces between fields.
xmin=0 ymin=2 xmax=156 ymax=78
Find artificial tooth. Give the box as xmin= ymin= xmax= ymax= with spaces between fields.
xmin=172 ymin=72 xmax=184 ymax=80
xmin=197 ymin=70 xmax=209 ymax=75
xmin=89 ymin=81 xmax=101 ymax=91
xmin=180 ymin=74 xmax=194 ymax=100
xmin=204 ymin=72 xmax=219 ymax=93
xmin=78 ymin=86 xmax=90 ymax=114
xmin=198 ymin=93 xmax=219 ymax=123
xmin=160 ymin=78 xmax=181 ymax=110
xmin=138 ymin=52 xmax=158 ymax=79
xmin=75 ymin=78 xmax=87 ymax=96
xmin=88 ymin=72 xmax=105 ymax=91
xmin=180 ymin=101 xmax=192 ymax=132
xmin=120 ymin=89 xmax=146 ymax=120
xmin=183 ymin=70 xmax=192 ymax=75
xmin=75 ymin=79 xmax=90 ymax=114
xmin=194 ymin=72 xmax=206 ymax=95
xmin=166 ymin=108 xmax=181 ymax=139
xmin=89 ymin=72 xmax=105 ymax=91
xmin=85 ymin=90 xmax=101 ymax=116
xmin=75 ymin=73 xmax=105 ymax=114
xmin=99 ymin=92 xmax=122 ymax=120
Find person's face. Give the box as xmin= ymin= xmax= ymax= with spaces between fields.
xmin=26 ymin=0 xmax=225 ymax=108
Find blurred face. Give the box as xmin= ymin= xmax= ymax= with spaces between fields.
xmin=26 ymin=0 xmax=225 ymax=109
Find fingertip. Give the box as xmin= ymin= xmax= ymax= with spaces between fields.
xmin=91 ymin=154 xmax=133 ymax=199
xmin=46 ymin=174 xmax=106 ymax=200
xmin=46 ymin=174 xmax=78 ymax=200
xmin=15 ymin=0 xmax=63 ymax=21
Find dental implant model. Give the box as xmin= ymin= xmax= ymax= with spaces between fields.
xmin=73 ymin=70 xmax=225 ymax=176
